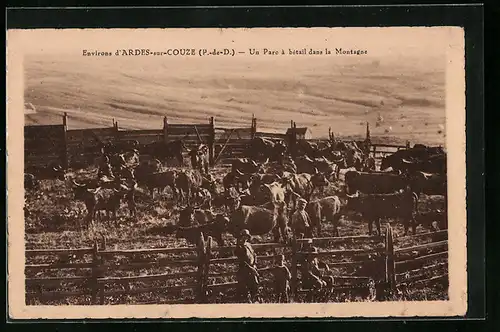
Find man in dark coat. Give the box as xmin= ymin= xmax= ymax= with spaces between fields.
xmin=234 ymin=229 xmax=260 ymax=303
xmin=291 ymin=198 xmax=313 ymax=239
xmin=272 ymin=254 xmax=291 ymax=303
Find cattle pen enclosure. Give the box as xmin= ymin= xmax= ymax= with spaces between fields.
xmin=25 ymin=226 xmax=448 ymax=305
xmin=24 ymin=113 xmax=411 ymax=170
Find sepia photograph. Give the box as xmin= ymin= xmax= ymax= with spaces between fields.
xmin=7 ymin=27 xmax=466 ymax=319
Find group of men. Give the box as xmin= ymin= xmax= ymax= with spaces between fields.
xmin=234 ymin=195 xmax=328 ymax=304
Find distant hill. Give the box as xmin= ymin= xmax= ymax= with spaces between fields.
xmin=24 ymin=54 xmax=446 ymax=146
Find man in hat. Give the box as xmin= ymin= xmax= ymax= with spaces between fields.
xmin=272 ymin=254 xmax=291 ymax=303
xmin=291 ymin=198 xmax=313 ymax=239
xmin=234 ymin=229 xmax=260 ymax=303
xmin=301 ymin=246 xmax=327 ymax=302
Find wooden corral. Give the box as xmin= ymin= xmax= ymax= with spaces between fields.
xmin=25 ymin=113 xmax=422 ymax=170
xmin=25 ymin=227 xmax=448 ymax=305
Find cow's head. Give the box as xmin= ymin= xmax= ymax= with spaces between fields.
xmin=71 ymin=180 xmax=94 ymax=200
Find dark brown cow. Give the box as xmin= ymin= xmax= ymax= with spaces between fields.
xmin=176 ymin=206 xmax=226 ymax=246
xmin=224 ymin=199 xmax=289 ymax=243
xmin=71 ymin=180 xmax=133 ymax=226
xmin=135 ymin=169 xmax=178 ymax=200
xmin=248 ymin=137 xmax=287 ymax=162
xmin=409 ymin=171 xmax=447 ymax=196
xmin=306 ymin=196 xmax=342 ymax=237
xmin=416 ymin=209 xmax=448 ymax=231
xmin=344 ymin=170 xmax=409 ymax=195
xmin=223 ymin=169 xmax=252 ymax=192
xmin=344 ymin=189 xmax=419 ymax=235
xmin=141 ymin=140 xmax=187 ymax=165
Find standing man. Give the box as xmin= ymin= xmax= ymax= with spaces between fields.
xmin=234 ymin=229 xmax=260 ymax=303
xmin=291 ymin=198 xmax=313 ymax=239
xmin=272 ymin=254 xmax=291 ymax=303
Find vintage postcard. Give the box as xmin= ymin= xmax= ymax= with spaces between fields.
xmin=7 ymin=27 xmax=466 ymax=319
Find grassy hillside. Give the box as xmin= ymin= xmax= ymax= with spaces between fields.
xmin=24 ymin=54 xmax=446 ymax=146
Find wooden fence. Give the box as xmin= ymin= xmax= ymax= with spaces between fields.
xmin=25 ymin=113 xmax=420 ymax=170
xmin=25 ymin=227 xmax=448 ymax=305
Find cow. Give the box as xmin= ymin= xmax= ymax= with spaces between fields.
xmin=189 ymin=144 xmax=210 ymax=174
xmin=362 ymin=156 xmax=377 ymax=172
xmin=306 ymin=196 xmax=342 ymax=237
xmin=71 ymin=180 xmax=132 ymax=227
xmin=135 ymin=159 xmax=162 ymax=176
xmin=135 ymin=168 xmax=178 ymax=200
xmin=380 ymin=148 xmax=446 ymax=174
xmin=175 ymin=169 xmax=204 ymax=205
xmin=25 ymin=164 xmax=66 ymax=181
xmin=295 ymin=156 xmax=338 ymax=180
xmin=344 ymin=189 xmax=419 ymax=236
xmin=248 ymin=137 xmax=287 ymax=162
xmin=344 ymin=170 xmax=409 ymax=195
xmin=295 ymin=140 xmax=319 ymax=159
xmin=313 ymin=157 xmax=340 ymax=181
xmin=248 ymin=173 xmax=283 ymax=198
xmin=141 ymin=140 xmax=187 ymax=165
xmin=409 ymin=171 xmax=447 ymax=196
xmin=280 ymin=171 xmax=330 ymax=209
xmin=222 ymin=169 xmax=252 ymax=192
xmin=231 ymin=158 xmax=269 ymax=174
xmin=415 ymin=209 xmax=448 ymax=232
xmin=344 ymin=149 xmax=364 ymax=170
xmin=176 ymin=206 xmax=227 ymax=246
xmin=294 ymin=156 xmax=318 ymax=175
xmin=223 ymin=196 xmax=289 ymax=243
xmin=24 ymin=173 xmax=39 ymax=191
xmin=400 ymin=154 xmax=447 ymax=175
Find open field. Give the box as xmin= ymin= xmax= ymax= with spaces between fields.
xmin=24 ymin=55 xmax=445 ymax=146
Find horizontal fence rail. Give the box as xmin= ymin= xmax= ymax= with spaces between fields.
xmin=25 ymin=113 xmax=434 ymax=169
xmin=25 ymin=228 xmax=449 ymax=304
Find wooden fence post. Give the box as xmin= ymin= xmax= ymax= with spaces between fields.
xmin=208 ymin=117 xmax=215 ymax=167
xmin=163 ymin=116 xmax=169 ymax=144
xmin=113 ymin=120 xmax=119 ymax=142
xmin=290 ymin=237 xmax=298 ymax=302
xmin=385 ymin=225 xmax=396 ymax=292
xmin=196 ymin=233 xmax=207 ymax=303
xmin=203 ymin=236 xmax=213 ymax=302
xmin=91 ymin=240 xmax=99 ymax=304
xmin=251 ymin=114 xmax=257 ymax=139
xmin=288 ymin=120 xmax=297 ymax=159
xmin=61 ymin=112 xmax=68 ymax=169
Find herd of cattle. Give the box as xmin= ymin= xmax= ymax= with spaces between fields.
xmin=24 ymin=136 xmax=448 ymax=246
